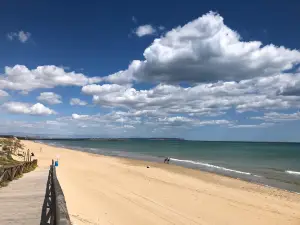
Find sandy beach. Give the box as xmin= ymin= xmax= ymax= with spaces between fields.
xmin=23 ymin=140 xmax=300 ymax=225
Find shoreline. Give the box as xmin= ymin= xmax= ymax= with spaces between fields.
xmin=38 ymin=140 xmax=300 ymax=194
xmin=23 ymin=140 xmax=300 ymax=225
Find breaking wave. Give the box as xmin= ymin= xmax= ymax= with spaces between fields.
xmin=170 ymin=158 xmax=261 ymax=177
xmin=285 ymin=170 xmax=300 ymax=176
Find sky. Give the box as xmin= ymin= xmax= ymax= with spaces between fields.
xmin=0 ymin=0 xmax=300 ymax=141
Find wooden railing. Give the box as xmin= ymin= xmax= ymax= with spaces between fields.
xmin=42 ymin=160 xmax=71 ymax=225
xmin=0 ymin=159 xmax=38 ymax=184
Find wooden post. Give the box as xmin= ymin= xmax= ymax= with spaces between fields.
xmin=10 ymin=167 xmax=17 ymax=180
xmin=27 ymin=149 xmax=30 ymax=162
xmin=0 ymin=170 xmax=6 ymax=183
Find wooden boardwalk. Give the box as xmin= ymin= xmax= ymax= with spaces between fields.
xmin=0 ymin=168 xmax=48 ymax=225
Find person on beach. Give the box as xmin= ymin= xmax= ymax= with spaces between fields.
xmin=30 ymin=152 xmax=35 ymax=161
xmin=164 ymin=157 xmax=170 ymax=164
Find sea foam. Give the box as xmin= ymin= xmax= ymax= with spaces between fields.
xmin=285 ymin=170 xmax=300 ymax=176
xmin=170 ymin=158 xmax=261 ymax=177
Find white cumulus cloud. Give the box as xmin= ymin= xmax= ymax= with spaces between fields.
xmin=2 ymin=102 xmax=56 ymax=115
xmin=64 ymin=112 xmax=232 ymax=130
xmin=106 ymin=12 xmax=300 ymax=84
xmin=124 ymin=125 xmax=135 ymax=129
xmin=82 ymin=84 xmax=127 ymax=95
xmin=37 ymin=92 xmax=62 ymax=105
xmin=251 ymin=112 xmax=300 ymax=122
xmin=0 ymin=90 xmax=9 ymax=97
xmin=70 ymin=98 xmax=87 ymax=106
xmin=82 ymin=74 xmax=300 ymax=116
xmin=135 ymin=25 xmax=156 ymax=37
xmin=7 ymin=30 xmax=31 ymax=43
xmin=0 ymin=65 xmax=101 ymax=92
xmin=72 ymin=114 xmax=90 ymax=120
xmin=2 ymin=11 xmax=300 ymax=137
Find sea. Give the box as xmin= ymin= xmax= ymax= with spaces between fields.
xmin=40 ymin=139 xmax=300 ymax=193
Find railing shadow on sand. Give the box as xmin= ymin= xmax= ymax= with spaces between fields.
xmin=40 ymin=160 xmax=71 ymax=225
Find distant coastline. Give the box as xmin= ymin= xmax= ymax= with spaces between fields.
xmin=1 ymin=134 xmax=300 ymax=143
xmin=0 ymin=135 xmax=185 ymax=141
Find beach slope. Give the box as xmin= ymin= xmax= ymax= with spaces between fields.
xmin=24 ymin=140 xmax=300 ymax=225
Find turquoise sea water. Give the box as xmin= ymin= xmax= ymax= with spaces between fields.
xmin=42 ymin=139 xmax=300 ymax=193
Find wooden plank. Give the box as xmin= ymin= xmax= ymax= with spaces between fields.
xmin=0 ymin=159 xmax=71 ymax=224
xmin=0 ymin=168 xmax=49 ymax=225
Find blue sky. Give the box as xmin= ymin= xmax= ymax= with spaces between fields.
xmin=0 ymin=0 xmax=300 ymax=141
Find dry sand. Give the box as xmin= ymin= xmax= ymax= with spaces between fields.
xmin=23 ymin=140 xmax=300 ymax=225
